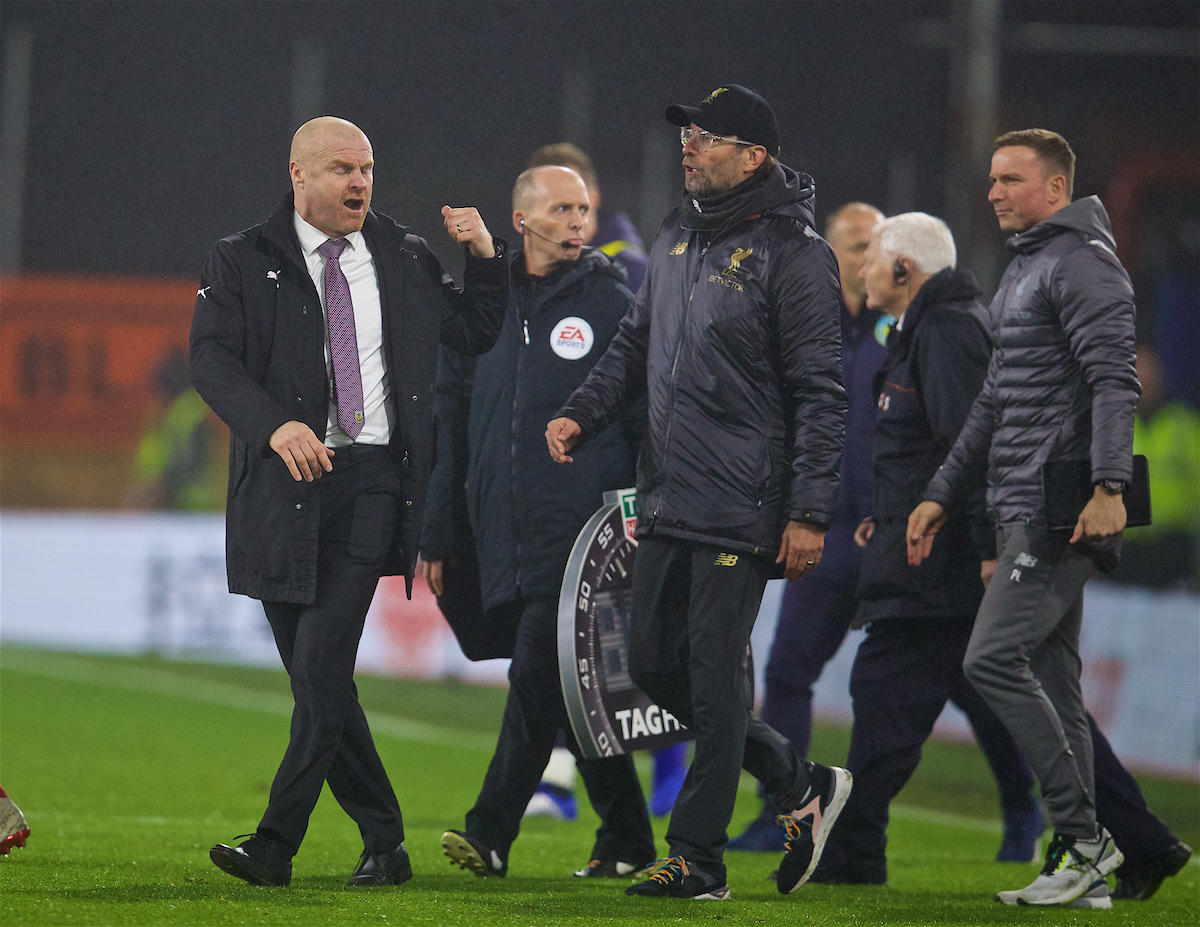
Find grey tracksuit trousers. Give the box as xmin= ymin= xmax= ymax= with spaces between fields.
xmin=963 ymin=523 xmax=1099 ymax=841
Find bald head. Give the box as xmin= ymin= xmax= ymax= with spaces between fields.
xmin=289 ymin=116 xmax=374 ymax=238
xmin=512 ymin=165 xmax=589 ymax=276
xmin=825 ymin=202 xmax=884 ymax=313
xmin=512 ymin=165 xmax=585 ymax=213
xmin=525 ymin=146 xmax=602 ymax=241
xmin=290 ymin=116 xmax=371 ymax=166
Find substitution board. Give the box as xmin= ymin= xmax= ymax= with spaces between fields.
xmin=558 ymin=488 xmax=693 ymax=759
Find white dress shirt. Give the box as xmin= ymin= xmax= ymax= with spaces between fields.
xmin=294 ymin=212 xmax=394 ymax=447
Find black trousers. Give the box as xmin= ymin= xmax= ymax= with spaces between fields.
xmin=821 ymin=618 xmax=1031 ymax=880
xmin=762 ymin=565 xmax=1035 ymax=823
xmin=763 ymin=560 xmax=858 ymax=758
xmin=1091 ymin=714 xmax=1179 ymax=863
xmin=258 ymin=447 xmax=405 ymax=856
xmin=465 ymin=595 xmax=655 ymax=866
xmin=629 ymin=536 xmax=814 ymax=880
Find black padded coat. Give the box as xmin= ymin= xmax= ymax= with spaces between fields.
xmin=559 ymin=165 xmax=846 ymax=558
xmin=421 ymin=249 xmax=642 ymax=612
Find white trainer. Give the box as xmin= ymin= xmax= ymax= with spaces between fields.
xmin=1067 ymin=879 xmax=1113 ymax=909
xmin=996 ymin=829 xmax=1123 ymax=906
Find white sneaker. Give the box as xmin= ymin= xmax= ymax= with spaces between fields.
xmin=1067 ymin=879 xmax=1113 ymax=909
xmin=996 ymin=829 xmax=1123 ymax=906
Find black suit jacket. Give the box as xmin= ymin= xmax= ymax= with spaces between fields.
xmin=190 ymin=191 xmax=508 ymax=603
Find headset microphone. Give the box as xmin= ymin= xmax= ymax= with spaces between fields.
xmin=520 ymin=219 xmax=575 ymax=249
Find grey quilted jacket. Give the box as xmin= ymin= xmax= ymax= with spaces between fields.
xmin=923 ymin=196 xmax=1140 ymax=538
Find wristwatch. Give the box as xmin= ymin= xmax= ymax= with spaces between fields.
xmin=1096 ymin=479 xmax=1127 ymax=495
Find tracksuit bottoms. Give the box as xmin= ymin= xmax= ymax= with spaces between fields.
xmin=629 ymin=535 xmax=824 ymax=882
xmin=964 ymin=523 xmax=1099 ymax=840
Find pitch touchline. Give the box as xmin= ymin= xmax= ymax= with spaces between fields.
xmin=5 ymin=650 xmax=496 ymax=751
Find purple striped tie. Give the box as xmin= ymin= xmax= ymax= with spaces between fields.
xmin=317 ymin=238 xmax=365 ymax=441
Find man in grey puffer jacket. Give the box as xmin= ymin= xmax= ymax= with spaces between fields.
xmin=908 ymin=130 xmax=1138 ymax=907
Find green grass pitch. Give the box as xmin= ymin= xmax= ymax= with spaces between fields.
xmin=1 ymin=645 xmax=1196 ymax=926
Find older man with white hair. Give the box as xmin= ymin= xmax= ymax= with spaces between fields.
xmin=810 ymin=212 xmax=1027 ymax=887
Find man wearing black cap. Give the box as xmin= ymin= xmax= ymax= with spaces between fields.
xmin=547 ymin=85 xmax=851 ymax=900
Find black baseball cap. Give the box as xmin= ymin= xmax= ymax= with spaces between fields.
xmin=665 ymin=84 xmax=780 ymax=156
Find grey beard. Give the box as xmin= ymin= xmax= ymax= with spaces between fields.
xmin=685 ymin=173 xmax=732 ymax=199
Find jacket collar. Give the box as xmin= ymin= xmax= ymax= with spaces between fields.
xmin=512 ymin=246 xmax=621 ymax=314
xmin=895 ymin=267 xmax=983 ymax=339
xmin=680 ymin=163 xmax=817 ymax=233
xmin=1006 ymin=195 xmax=1116 ymax=256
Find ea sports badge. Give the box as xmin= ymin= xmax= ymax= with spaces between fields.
xmin=551 ymin=316 xmax=594 ymax=360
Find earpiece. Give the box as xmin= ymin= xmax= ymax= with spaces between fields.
xmin=893 ymin=259 xmax=908 ymax=285
xmin=519 ymin=218 xmax=573 ymax=249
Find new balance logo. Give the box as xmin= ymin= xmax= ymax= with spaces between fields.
xmin=1014 ymin=552 xmax=1038 ymax=568
xmin=670 ymin=242 xmax=688 ymax=255
xmin=714 ymin=553 xmax=738 ymax=567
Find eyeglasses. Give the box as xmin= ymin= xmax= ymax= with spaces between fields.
xmin=680 ymin=126 xmax=757 ymax=152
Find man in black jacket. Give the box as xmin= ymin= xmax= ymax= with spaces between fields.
xmin=909 ymin=130 xmax=1138 ymax=906
xmin=727 ymin=202 xmax=888 ymax=853
xmin=813 ymin=212 xmax=1039 ymax=886
xmin=422 ymin=166 xmax=656 ymax=880
xmin=191 ymin=116 xmax=508 ymax=888
xmin=547 ymin=85 xmax=851 ymax=900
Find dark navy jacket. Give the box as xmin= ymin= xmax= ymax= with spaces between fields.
xmin=421 ymin=248 xmax=641 ymax=611
xmin=819 ymin=300 xmax=891 ymax=581
xmin=593 ymin=209 xmax=649 ymax=294
xmin=857 ymin=267 xmax=993 ymax=623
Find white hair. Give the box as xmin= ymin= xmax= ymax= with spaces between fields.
xmin=876 ymin=212 xmax=956 ymax=274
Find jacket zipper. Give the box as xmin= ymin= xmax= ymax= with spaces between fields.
xmin=512 ymin=302 xmax=531 ymax=593
xmin=512 ymin=268 xmax=577 ymax=587
xmin=653 ymin=214 xmax=762 ymax=526
xmin=653 ymin=239 xmax=710 ymax=525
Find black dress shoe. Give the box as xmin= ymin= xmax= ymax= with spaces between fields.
xmin=346 ymin=843 xmax=413 ymax=887
xmin=1113 ymin=842 xmax=1192 ymax=900
xmin=210 ymin=834 xmax=292 ymax=886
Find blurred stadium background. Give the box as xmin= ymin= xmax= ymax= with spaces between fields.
xmin=1 ymin=0 xmax=1197 ymax=805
